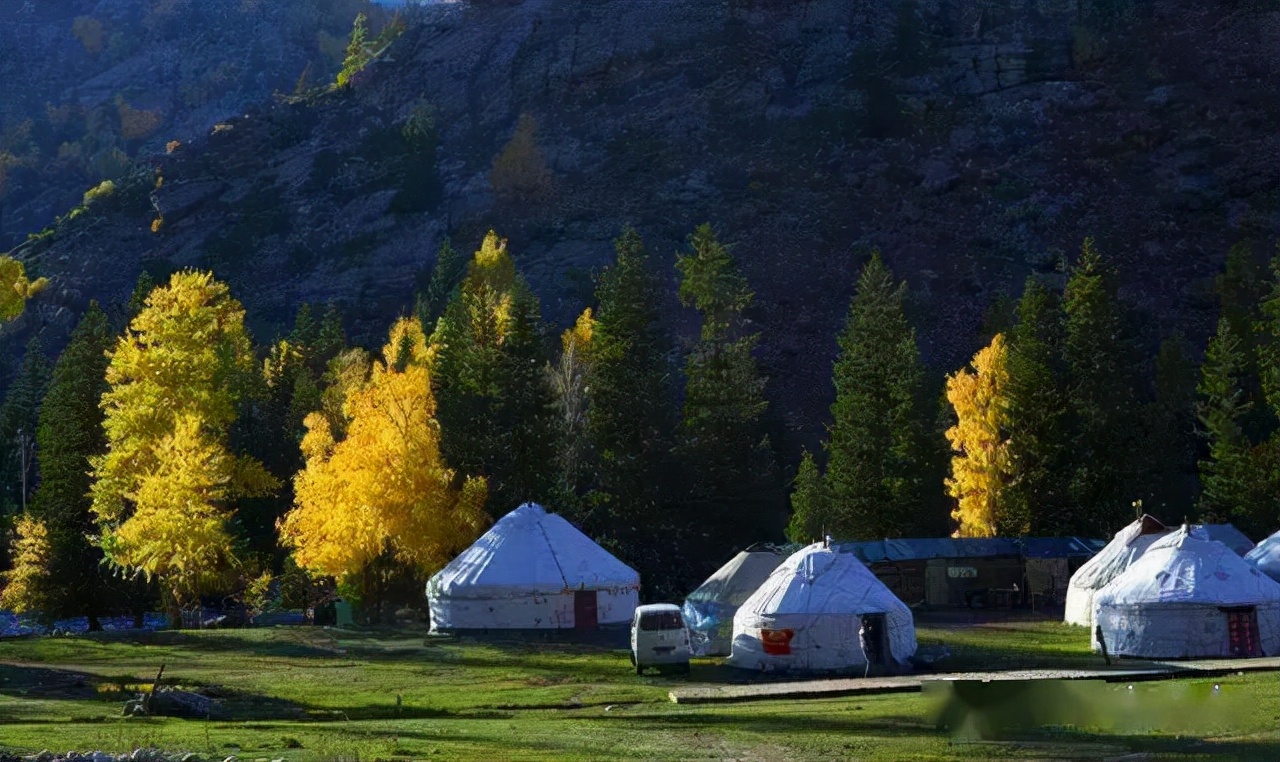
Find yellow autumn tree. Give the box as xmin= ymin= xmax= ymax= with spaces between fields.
xmin=548 ymin=308 xmax=594 ymax=496
xmin=280 ymin=317 xmax=488 ymax=590
xmin=944 ymin=333 xmax=1014 ymax=538
xmin=0 ymin=515 xmax=53 ymax=615
xmin=0 ymin=256 xmax=48 ymax=323
xmin=490 ymin=112 xmax=552 ymax=202
xmin=90 ymin=270 xmax=276 ymax=620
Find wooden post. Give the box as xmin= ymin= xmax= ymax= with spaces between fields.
xmin=144 ymin=663 xmax=166 ymax=715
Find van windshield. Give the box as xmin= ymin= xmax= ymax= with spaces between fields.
xmin=639 ymin=611 xmax=684 ymax=631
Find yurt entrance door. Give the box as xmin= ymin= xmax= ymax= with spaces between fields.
xmin=1222 ymin=606 xmax=1261 ymax=657
xmin=575 ymin=591 xmax=599 ymax=630
xmin=861 ymin=614 xmax=888 ymax=666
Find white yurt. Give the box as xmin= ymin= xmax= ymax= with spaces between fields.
xmin=1092 ymin=525 xmax=1280 ymax=659
xmin=427 ymin=503 xmax=639 ymax=633
xmin=1064 ymin=514 xmax=1170 ymax=627
xmin=1244 ymin=530 xmax=1280 ymax=584
xmin=726 ymin=543 xmax=916 ymax=673
xmin=682 ymin=544 xmax=786 ymax=656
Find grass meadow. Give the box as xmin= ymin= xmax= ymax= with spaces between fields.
xmin=1 ymin=619 xmax=1277 ymax=760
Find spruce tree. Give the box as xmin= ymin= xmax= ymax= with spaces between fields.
xmin=20 ymin=304 xmax=115 ymax=626
xmin=1196 ymin=317 xmax=1259 ymax=529
xmin=675 ymin=224 xmax=780 ymax=564
xmin=0 ymin=337 xmax=50 ymax=537
xmin=417 ymin=238 xmax=468 ymax=329
xmin=786 ymin=449 xmax=830 ymax=544
xmin=582 ymin=228 xmax=680 ymax=590
xmin=1138 ymin=335 xmax=1200 ymax=521
xmin=1062 ymin=238 xmax=1140 ymax=536
xmin=824 ymin=252 xmax=931 ymax=540
xmin=1003 ymin=279 xmax=1069 ymax=536
xmin=432 ymin=231 xmax=559 ymax=515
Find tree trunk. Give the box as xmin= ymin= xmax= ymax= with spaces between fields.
xmin=133 ymin=608 xmax=145 ymax=629
xmin=87 ymin=613 xmax=102 ymax=632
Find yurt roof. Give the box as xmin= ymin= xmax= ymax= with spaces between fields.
xmin=1095 ymin=525 xmax=1280 ymax=608
xmin=738 ymin=543 xmax=907 ymax=618
xmin=1068 ymin=514 xmax=1172 ymax=589
xmin=1194 ymin=523 xmax=1255 ymax=556
xmin=428 ymin=503 xmax=638 ymax=598
xmin=1245 ymin=530 xmax=1280 ymax=582
xmin=685 ymin=547 xmax=786 ymax=607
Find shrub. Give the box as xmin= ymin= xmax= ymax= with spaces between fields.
xmin=82 ymin=179 xmax=115 ymax=207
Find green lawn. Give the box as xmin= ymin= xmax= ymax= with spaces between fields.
xmin=1 ymin=620 xmax=1277 ymax=761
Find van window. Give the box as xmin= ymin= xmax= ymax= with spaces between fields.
xmin=639 ymin=611 xmax=684 ymax=631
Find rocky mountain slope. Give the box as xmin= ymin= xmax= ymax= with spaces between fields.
xmin=0 ymin=0 xmax=388 ymax=248
xmin=6 ymin=0 xmax=1280 ymax=462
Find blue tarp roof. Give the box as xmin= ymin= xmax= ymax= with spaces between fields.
xmin=833 ymin=536 xmax=1105 ymax=563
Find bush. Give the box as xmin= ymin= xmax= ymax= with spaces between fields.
xmin=82 ymin=179 xmax=115 ymax=207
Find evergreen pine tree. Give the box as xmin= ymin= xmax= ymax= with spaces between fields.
xmin=1062 ymin=238 xmax=1140 ymax=535
xmin=0 ymin=337 xmax=50 ymax=545
xmin=432 ymin=231 xmax=559 ymax=515
xmin=786 ymin=449 xmax=830 ymax=544
xmin=1003 ymin=279 xmax=1069 ymax=536
xmin=824 ymin=252 xmax=931 ymax=540
xmin=417 ymin=238 xmax=468 ymax=329
xmin=1138 ymin=335 xmax=1200 ymax=521
xmin=1196 ymin=317 xmax=1259 ymax=529
xmin=18 ymin=304 xmax=116 ymax=626
xmin=582 ymin=228 xmax=681 ymax=592
xmin=675 ymin=224 xmax=780 ymax=564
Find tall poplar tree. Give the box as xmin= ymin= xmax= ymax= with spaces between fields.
xmin=675 ymin=224 xmax=779 ymax=564
xmin=90 ymin=271 xmax=278 ymax=623
xmin=582 ymin=228 xmax=680 ymax=590
xmin=824 ymin=252 xmax=932 ymax=540
xmin=281 ymin=318 xmax=488 ymax=619
xmin=945 ymin=333 xmax=1014 ymax=538
xmin=431 ymin=231 xmax=559 ymax=515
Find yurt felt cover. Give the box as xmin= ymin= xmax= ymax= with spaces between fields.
xmin=727 ymin=544 xmax=916 ymax=671
xmin=1092 ymin=526 xmax=1280 ymax=658
xmin=1245 ymin=530 xmax=1280 ymax=583
xmin=1064 ymin=515 xmax=1170 ymax=627
xmin=428 ymin=503 xmax=639 ymax=598
xmin=1195 ymin=523 xmax=1255 ymax=556
xmin=683 ymin=548 xmax=785 ymax=656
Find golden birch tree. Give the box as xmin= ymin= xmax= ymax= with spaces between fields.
xmin=944 ymin=333 xmax=1013 ymax=538
xmin=280 ymin=318 xmax=488 ymax=585
xmin=89 ymin=270 xmax=275 ymax=619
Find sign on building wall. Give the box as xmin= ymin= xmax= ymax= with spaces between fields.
xmin=947 ymin=566 xmax=978 ymax=579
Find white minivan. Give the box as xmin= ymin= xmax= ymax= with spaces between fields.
xmin=630 ymin=603 xmax=691 ymax=675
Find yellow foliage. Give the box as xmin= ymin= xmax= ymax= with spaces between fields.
xmin=562 ymin=307 xmax=594 ymax=356
xmin=151 ymin=216 xmax=164 ymax=234
xmin=92 ymin=270 xmax=260 ymax=522
xmin=0 ymin=515 xmax=52 ymax=614
xmin=944 ymin=333 xmax=1013 ymax=539
xmin=281 ymin=318 xmax=488 ymax=582
xmin=490 ymin=113 xmax=552 ymax=202
xmin=108 ymin=414 xmax=238 ymax=604
xmin=116 ymin=97 xmax=162 ymax=142
xmin=71 ymin=16 xmax=105 ymax=55
xmin=0 ymin=256 xmax=49 ymax=324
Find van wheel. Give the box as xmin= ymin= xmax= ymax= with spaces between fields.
xmin=680 ymin=662 xmax=691 ymax=675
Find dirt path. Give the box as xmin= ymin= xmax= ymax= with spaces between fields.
xmin=669 ymin=657 xmax=1280 ymax=704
